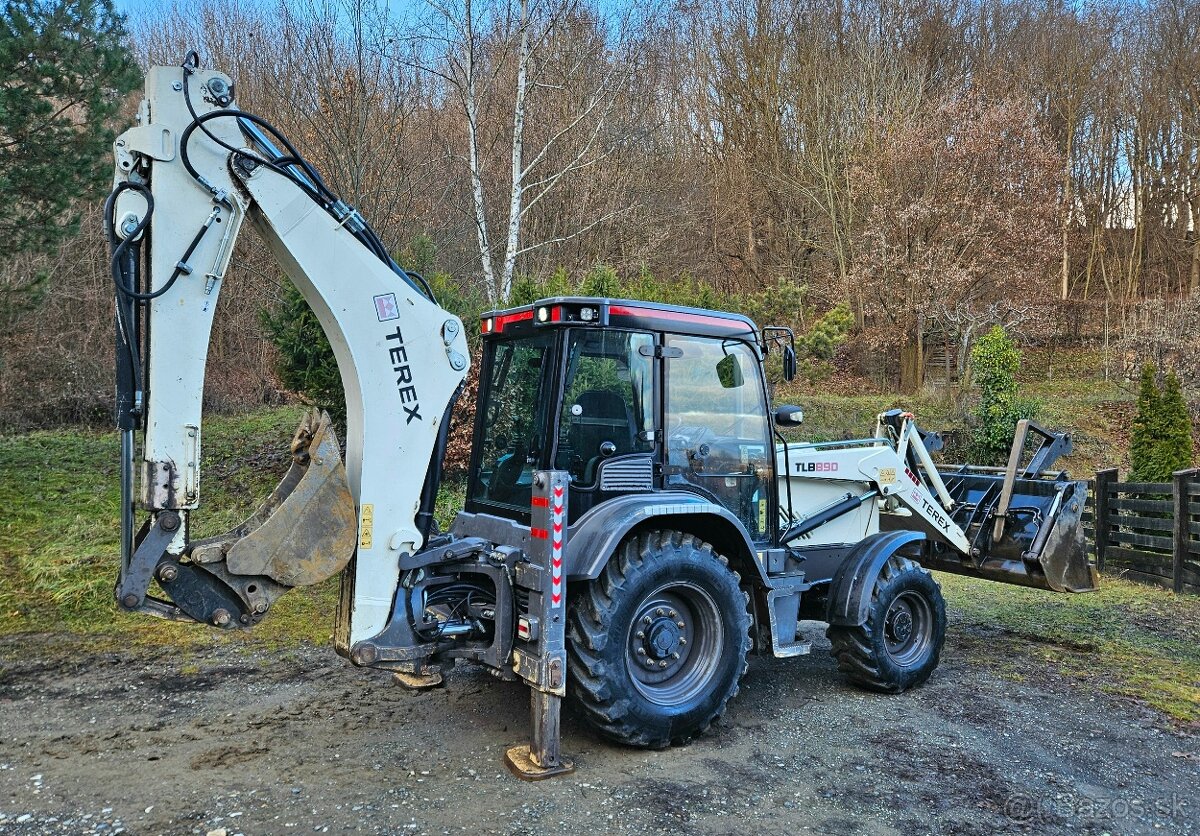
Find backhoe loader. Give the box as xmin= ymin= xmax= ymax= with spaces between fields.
xmin=107 ymin=55 xmax=1098 ymax=778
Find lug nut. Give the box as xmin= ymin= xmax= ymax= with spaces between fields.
xmin=679 ymin=638 xmax=687 ymax=646
xmin=672 ymin=652 xmax=681 ymax=659
xmin=655 ymin=607 xmax=665 ymax=616
xmin=643 ymin=615 xmax=652 ymax=625
xmin=635 ymin=630 xmax=645 ymax=639
xmin=644 ymin=657 xmax=656 ymax=667
xmin=668 ymin=609 xmax=677 ymax=618
xmin=636 ymin=647 xmax=645 ymax=656
xmin=658 ymin=660 xmax=668 ymax=668
xmin=676 ymin=621 xmax=685 ymax=628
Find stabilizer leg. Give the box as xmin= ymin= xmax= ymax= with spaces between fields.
xmin=504 ymin=470 xmax=575 ymax=780
xmin=504 ymin=690 xmax=575 ymax=780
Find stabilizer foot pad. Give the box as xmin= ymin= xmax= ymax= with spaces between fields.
xmin=503 ymin=745 xmax=575 ymax=781
xmin=391 ymin=670 xmax=443 ymax=690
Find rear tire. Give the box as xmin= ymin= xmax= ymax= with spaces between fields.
xmin=566 ymin=530 xmax=751 ymax=748
xmin=827 ymin=555 xmax=945 ymax=693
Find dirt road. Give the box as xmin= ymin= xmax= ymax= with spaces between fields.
xmin=0 ymin=620 xmax=1195 ymax=835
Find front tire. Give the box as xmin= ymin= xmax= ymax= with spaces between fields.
xmin=566 ymin=530 xmax=751 ymax=748
xmin=827 ymin=555 xmax=946 ymax=693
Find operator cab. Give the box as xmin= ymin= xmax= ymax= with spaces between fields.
xmin=466 ymin=298 xmax=780 ymax=543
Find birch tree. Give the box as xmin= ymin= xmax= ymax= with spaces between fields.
xmin=411 ymin=0 xmax=640 ymax=305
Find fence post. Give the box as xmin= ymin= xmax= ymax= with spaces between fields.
xmin=1172 ymin=468 xmax=1198 ymax=594
xmin=1094 ymin=468 xmax=1118 ymax=572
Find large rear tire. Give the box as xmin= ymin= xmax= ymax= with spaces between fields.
xmin=827 ymin=555 xmax=946 ymax=693
xmin=566 ymin=530 xmax=751 ymax=748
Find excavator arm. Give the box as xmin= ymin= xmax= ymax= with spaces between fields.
xmin=109 ymin=57 xmax=469 ymax=645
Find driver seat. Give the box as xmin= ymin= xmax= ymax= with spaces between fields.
xmin=568 ymin=389 xmax=635 ymax=483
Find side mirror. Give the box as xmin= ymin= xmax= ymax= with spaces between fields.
xmin=782 ymin=346 xmax=797 ymax=382
xmin=716 ymin=353 xmax=744 ymax=388
xmin=774 ymin=405 xmax=804 ymax=426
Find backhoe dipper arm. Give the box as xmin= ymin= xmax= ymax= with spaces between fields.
xmin=110 ymin=60 xmax=469 ymax=645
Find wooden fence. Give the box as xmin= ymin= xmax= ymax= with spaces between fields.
xmin=1089 ymin=467 xmax=1200 ymax=594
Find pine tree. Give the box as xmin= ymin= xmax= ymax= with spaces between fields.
xmin=0 ymin=0 xmax=139 ymax=260
xmin=1130 ymin=365 xmax=1194 ymax=481
xmin=1157 ymin=371 xmax=1194 ymax=476
xmin=1129 ymin=364 xmax=1161 ymax=481
xmin=261 ymin=280 xmax=345 ymax=427
xmin=969 ymin=326 xmax=1039 ymax=465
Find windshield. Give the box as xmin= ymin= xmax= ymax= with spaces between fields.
xmin=470 ymin=332 xmax=556 ymax=510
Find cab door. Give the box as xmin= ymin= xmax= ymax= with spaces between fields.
xmin=552 ymin=328 xmax=657 ymax=520
xmin=663 ymin=335 xmax=774 ymax=542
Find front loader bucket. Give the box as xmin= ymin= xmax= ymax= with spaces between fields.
xmin=931 ymin=469 xmax=1099 ymax=593
xmin=926 ymin=419 xmax=1099 ymax=593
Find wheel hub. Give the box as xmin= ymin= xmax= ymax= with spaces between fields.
xmin=886 ymin=608 xmax=913 ymax=643
xmin=881 ymin=589 xmax=934 ymax=667
xmin=647 ymin=619 xmax=682 ymax=658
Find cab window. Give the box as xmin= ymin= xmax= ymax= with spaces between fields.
xmin=470 ymin=332 xmax=555 ymax=508
xmin=664 ymin=336 xmax=771 ymax=540
xmin=555 ymin=329 xmax=654 ymax=486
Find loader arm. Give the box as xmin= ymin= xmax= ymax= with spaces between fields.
xmin=109 ymin=59 xmax=469 ymax=644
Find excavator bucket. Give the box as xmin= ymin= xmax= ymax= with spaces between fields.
xmin=925 ymin=421 xmax=1099 ymax=593
xmin=189 ymin=409 xmax=358 ymax=587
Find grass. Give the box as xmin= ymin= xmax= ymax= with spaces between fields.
xmin=0 ymin=407 xmax=462 ymax=650
xmin=941 ymin=573 xmax=1200 ymax=726
xmin=2 ymin=401 xmax=1195 ymax=727
xmin=781 ymin=365 xmax=1136 ymax=476
xmin=0 ymin=407 xmax=340 ymax=648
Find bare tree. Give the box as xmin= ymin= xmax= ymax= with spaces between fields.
xmin=851 ymin=92 xmax=1062 ymax=391
xmin=406 ymin=0 xmax=642 ymax=304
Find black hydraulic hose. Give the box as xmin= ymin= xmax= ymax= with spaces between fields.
xmin=180 ymin=62 xmax=335 ymax=203
xmin=177 ymin=55 xmax=437 ymax=305
xmin=179 ymin=110 xmax=328 ymax=205
xmin=105 ymin=182 xmax=217 ymax=303
xmin=104 ymin=182 xmax=147 ymax=402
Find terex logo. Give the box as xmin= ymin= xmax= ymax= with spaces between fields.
xmin=913 ymin=491 xmax=953 ymax=532
xmin=385 ymin=325 xmax=422 ymax=424
xmin=795 ymin=461 xmax=839 ymax=473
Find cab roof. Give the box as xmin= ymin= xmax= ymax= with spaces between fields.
xmin=480 ymin=297 xmax=759 ymax=341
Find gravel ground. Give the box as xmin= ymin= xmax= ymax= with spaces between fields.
xmin=0 ymin=621 xmax=1195 ymax=835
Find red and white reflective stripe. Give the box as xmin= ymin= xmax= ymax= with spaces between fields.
xmin=550 ymin=484 xmax=564 ymax=607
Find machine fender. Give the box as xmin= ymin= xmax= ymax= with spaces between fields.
xmin=565 ymin=491 xmax=768 ymax=586
xmin=826 ymin=530 xmax=927 ymax=627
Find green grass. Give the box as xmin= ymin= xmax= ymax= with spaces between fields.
xmin=0 ymin=407 xmax=343 ymax=647
xmin=779 ymin=372 xmax=1136 ymax=476
xmin=0 ymin=407 xmax=464 ymax=649
xmin=941 ymin=573 xmax=1200 ymax=726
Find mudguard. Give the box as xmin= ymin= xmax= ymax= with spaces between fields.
xmin=826 ymin=530 xmax=926 ymax=627
xmin=565 ymin=491 xmax=769 ymax=586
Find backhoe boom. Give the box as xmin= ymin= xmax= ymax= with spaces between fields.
xmin=110 ymin=59 xmax=469 ymax=644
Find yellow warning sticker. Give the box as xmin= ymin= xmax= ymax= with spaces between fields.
xmin=359 ymin=503 xmax=374 ymax=550
xmin=758 ymin=498 xmax=768 ymax=533
xmin=878 ymin=467 xmax=897 ymax=485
